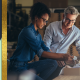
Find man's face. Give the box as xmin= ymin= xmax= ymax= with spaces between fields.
xmin=63 ymin=13 xmax=77 ymax=29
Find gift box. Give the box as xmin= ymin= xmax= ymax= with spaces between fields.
xmin=63 ymin=67 xmax=80 ymax=76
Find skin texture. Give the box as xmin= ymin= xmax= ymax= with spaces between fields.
xmin=32 ymin=13 xmax=74 ymax=61
xmin=33 ymin=13 xmax=49 ymax=30
xmin=62 ymin=13 xmax=77 ymax=35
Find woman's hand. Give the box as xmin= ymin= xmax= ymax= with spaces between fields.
xmin=63 ymin=54 xmax=74 ymax=61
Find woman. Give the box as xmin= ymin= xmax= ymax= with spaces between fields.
xmin=8 ymin=2 xmax=73 ymax=80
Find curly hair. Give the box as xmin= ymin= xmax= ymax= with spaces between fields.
xmin=30 ymin=2 xmax=51 ymax=21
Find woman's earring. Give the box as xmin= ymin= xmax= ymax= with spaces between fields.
xmin=63 ymin=18 xmax=65 ymax=22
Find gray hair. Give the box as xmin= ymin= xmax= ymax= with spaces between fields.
xmin=64 ymin=6 xmax=79 ymax=18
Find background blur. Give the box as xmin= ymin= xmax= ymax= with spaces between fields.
xmin=7 ymin=0 xmax=80 ymax=67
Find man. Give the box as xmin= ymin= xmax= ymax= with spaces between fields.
xmin=43 ymin=6 xmax=80 ymax=79
xmin=8 ymin=3 xmax=73 ymax=80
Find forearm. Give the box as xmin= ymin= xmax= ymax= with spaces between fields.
xmin=41 ymin=51 xmax=66 ymax=61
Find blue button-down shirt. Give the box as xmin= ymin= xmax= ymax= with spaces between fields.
xmin=43 ymin=21 xmax=80 ymax=54
xmin=10 ymin=23 xmax=50 ymax=62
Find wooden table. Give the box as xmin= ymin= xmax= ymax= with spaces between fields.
xmin=53 ymin=75 xmax=80 ymax=80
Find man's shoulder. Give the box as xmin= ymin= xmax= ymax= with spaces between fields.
xmin=73 ymin=25 xmax=80 ymax=31
xmin=73 ymin=25 xmax=80 ymax=34
xmin=47 ymin=21 xmax=61 ymax=29
xmin=50 ymin=21 xmax=60 ymax=25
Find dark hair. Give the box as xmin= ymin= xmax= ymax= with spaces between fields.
xmin=30 ymin=2 xmax=51 ymax=21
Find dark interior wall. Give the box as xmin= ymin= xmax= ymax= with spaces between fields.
xmin=68 ymin=0 xmax=80 ymax=12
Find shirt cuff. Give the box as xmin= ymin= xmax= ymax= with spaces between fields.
xmin=47 ymin=49 xmax=51 ymax=52
xmin=37 ymin=49 xmax=44 ymax=58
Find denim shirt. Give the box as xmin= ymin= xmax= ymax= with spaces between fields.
xmin=43 ymin=21 xmax=80 ymax=54
xmin=10 ymin=23 xmax=50 ymax=62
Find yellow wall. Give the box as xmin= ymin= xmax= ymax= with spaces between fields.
xmin=15 ymin=0 xmax=33 ymax=6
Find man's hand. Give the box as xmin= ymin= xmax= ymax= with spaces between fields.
xmin=57 ymin=54 xmax=74 ymax=67
xmin=41 ymin=51 xmax=74 ymax=61
xmin=57 ymin=61 xmax=65 ymax=67
xmin=63 ymin=54 xmax=74 ymax=61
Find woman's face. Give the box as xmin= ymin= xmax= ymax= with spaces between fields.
xmin=36 ymin=13 xmax=49 ymax=29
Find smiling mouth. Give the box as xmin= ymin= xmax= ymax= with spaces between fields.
xmin=67 ymin=24 xmax=71 ymax=26
xmin=68 ymin=25 xmax=71 ymax=26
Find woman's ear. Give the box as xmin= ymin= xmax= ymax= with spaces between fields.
xmin=35 ymin=16 xmax=38 ymax=21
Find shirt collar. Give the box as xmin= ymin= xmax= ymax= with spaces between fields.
xmin=59 ymin=20 xmax=73 ymax=31
xmin=59 ymin=20 xmax=63 ymax=30
xmin=30 ymin=23 xmax=39 ymax=34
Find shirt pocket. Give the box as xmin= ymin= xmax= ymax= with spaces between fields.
xmin=52 ymin=33 xmax=64 ymax=43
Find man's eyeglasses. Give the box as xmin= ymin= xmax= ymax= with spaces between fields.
xmin=41 ymin=18 xmax=48 ymax=23
xmin=65 ymin=18 xmax=76 ymax=23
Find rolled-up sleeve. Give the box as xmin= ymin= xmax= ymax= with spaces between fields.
xmin=22 ymin=27 xmax=44 ymax=57
xmin=37 ymin=49 xmax=44 ymax=57
xmin=41 ymin=39 xmax=50 ymax=52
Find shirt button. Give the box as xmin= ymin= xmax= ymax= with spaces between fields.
xmin=56 ymin=49 xmax=59 ymax=52
xmin=62 ymin=42 xmax=63 ymax=43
